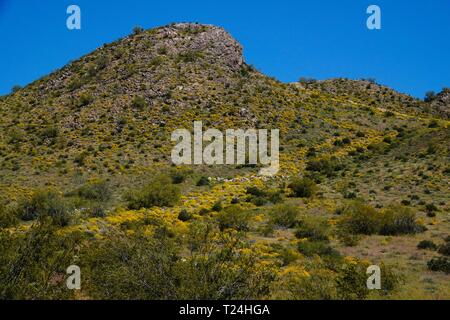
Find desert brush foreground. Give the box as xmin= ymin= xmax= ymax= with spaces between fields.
xmin=0 ymin=23 xmax=448 ymax=300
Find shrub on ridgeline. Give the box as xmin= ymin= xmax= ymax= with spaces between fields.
xmin=132 ymin=26 xmax=144 ymax=35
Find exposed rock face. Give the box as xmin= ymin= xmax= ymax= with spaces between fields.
xmin=430 ymin=88 xmax=450 ymax=118
xmin=154 ymin=23 xmax=244 ymax=70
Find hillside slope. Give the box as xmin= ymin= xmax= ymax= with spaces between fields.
xmin=0 ymin=23 xmax=449 ymax=300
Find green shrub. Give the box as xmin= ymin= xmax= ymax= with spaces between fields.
xmin=269 ymin=204 xmax=299 ymax=228
xmin=338 ymin=202 xmax=424 ymax=236
xmin=40 ymin=126 xmax=59 ymax=141
xmin=11 ymin=85 xmax=22 ymax=93
xmin=438 ymin=242 xmax=450 ymax=256
xmin=337 ymin=201 xmax=380 ymax=235
xmin=170 ymin=171 xmax=187 ymax=184
xmin=335 ymin=262 xmax=370 ymax=300
xmin=74 ymin=152 xmax=88 ymax=166
xmin=177 ymin=50 xmax=203 ymax=63
xmin=288 ymin=177 xmax=317 ymax=198
xmin=178 ymin=209 xmax=193 ymax=222
xmin=297 ymin=240 xmax=339 ymax=258
xmin=0 ymin=221 xmax=80 ymax=299
xmin=132 ymin=26 xmax=144 ymax=35
xmin=76 ymin=180 xmax=111 ymax=202
xmin=428 ymin=120 xmax=439 ymax=128
xmin=335 ymin=261 xmax=401 ymax=299
xmin=295 ymin=217 xmax=329 ymax=241
xmin=196 ymin=176 xmax=210 ymax=187
xmin=126 ymin=175 xmax=181 ymax=209
xmin=306 ymin=157 xmax=340 ymax=176
xmin=131 ymin=96 xmax=147 ymax=110
xmin=427 ymin=257 xmax=450 ymax=274
xmin=89 ymin=206 xmax=107 ymax=218
xmin=0 ymin=207 xmax=18 ymax=228
xmin=417 ymin=240 xmax=437 ymax=250
xmin=216 ymin=206 xmax=250 ymax=232
xmin=378 ymin=206 xmax=425 ymax=236
xmin=425 ymin=203 xmax=438 ymax=213
xmin=16 ymin=190 xmax=72 ymax=226
xmin=245 ymin=186 xmax=282 ymax=206
xmin=78 ymin=92 xmax=94 ymax=107
xmin=211 ymin=201 xmax=223 ymax=212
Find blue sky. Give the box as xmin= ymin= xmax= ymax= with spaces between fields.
xmin=0 ymin=0 xmax=449 ymax=98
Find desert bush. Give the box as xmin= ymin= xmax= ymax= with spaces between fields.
xmin=16 ymin=190 xmax=72 ymax=226
xmin=245 ymin=186 xmax=282 ymax=206
xmin=417 ymin=240 xmax=437 ymax=250
xmin=0 ymin=221 xmax=80 ymax=299
xmin=281 ymin=268 xmax=337 ymax=300
xmin=170 ymin=170 xmax=188 ymax=184
xmin=427 ymin=257 xmax=450 ymax=274
xmin=177 ymin=50 xmax=203 ymax=63
xmin=336 ymin=261 xmax=401 ymax=299
xmin=424 ymin=91 xmax=436 ymax=102
xmin=131 ymin=96 xmax=147 ymax=110
xmin=438 ymin=241 xmax=450 ymax=256
xmin=88 ymin=206 xmax=107 ymax=218
xmin=306 ymin=157 xmax=342 ymax=176
xmin=132 ymin=26 xmax=144 ymax=35
xmin=378 ymin=205 xmax=425 ymax=235
xmin=216 ymin=206 xmax=250 ymax=232
xmin=297 ymin=240 xmax=339 ymax=258
xmin=335 ymin=262 xmax=371 ymax=300
xmin=338 ymin=202 xmax=424 ymax=236
xmin=0 ymin=207 xmax=18 ymax=228
xmin=211 ymin=201 xmax=223 ymax=212
xmin=83 ymin=226 xmax=275 ymax=299
xmin=196 ymin=176 xmax=210 ymax=186
xmin=76 ymin=180 xmax=111 ymax=202
xmin=425 ymin=203 xmax=438 ymax=213
xmin=78 ymin=92 xmax=93 ymax=107
xmin=39 ymin=126 xmax=59 ymax=141
xmin=288 ymin=177 xmax=317 ymax=198
xmin=295 ymin=217 xmax=330 ymax=241
xmin=126 ymin=175 xmax=181 ymax=209
xmin=178 ymin=209 xmax=193 ymax=222
xmin=269 ymin=204 xmax=299 ymax=228
xmin=337 ymin=201 xmax=380 ymax=235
